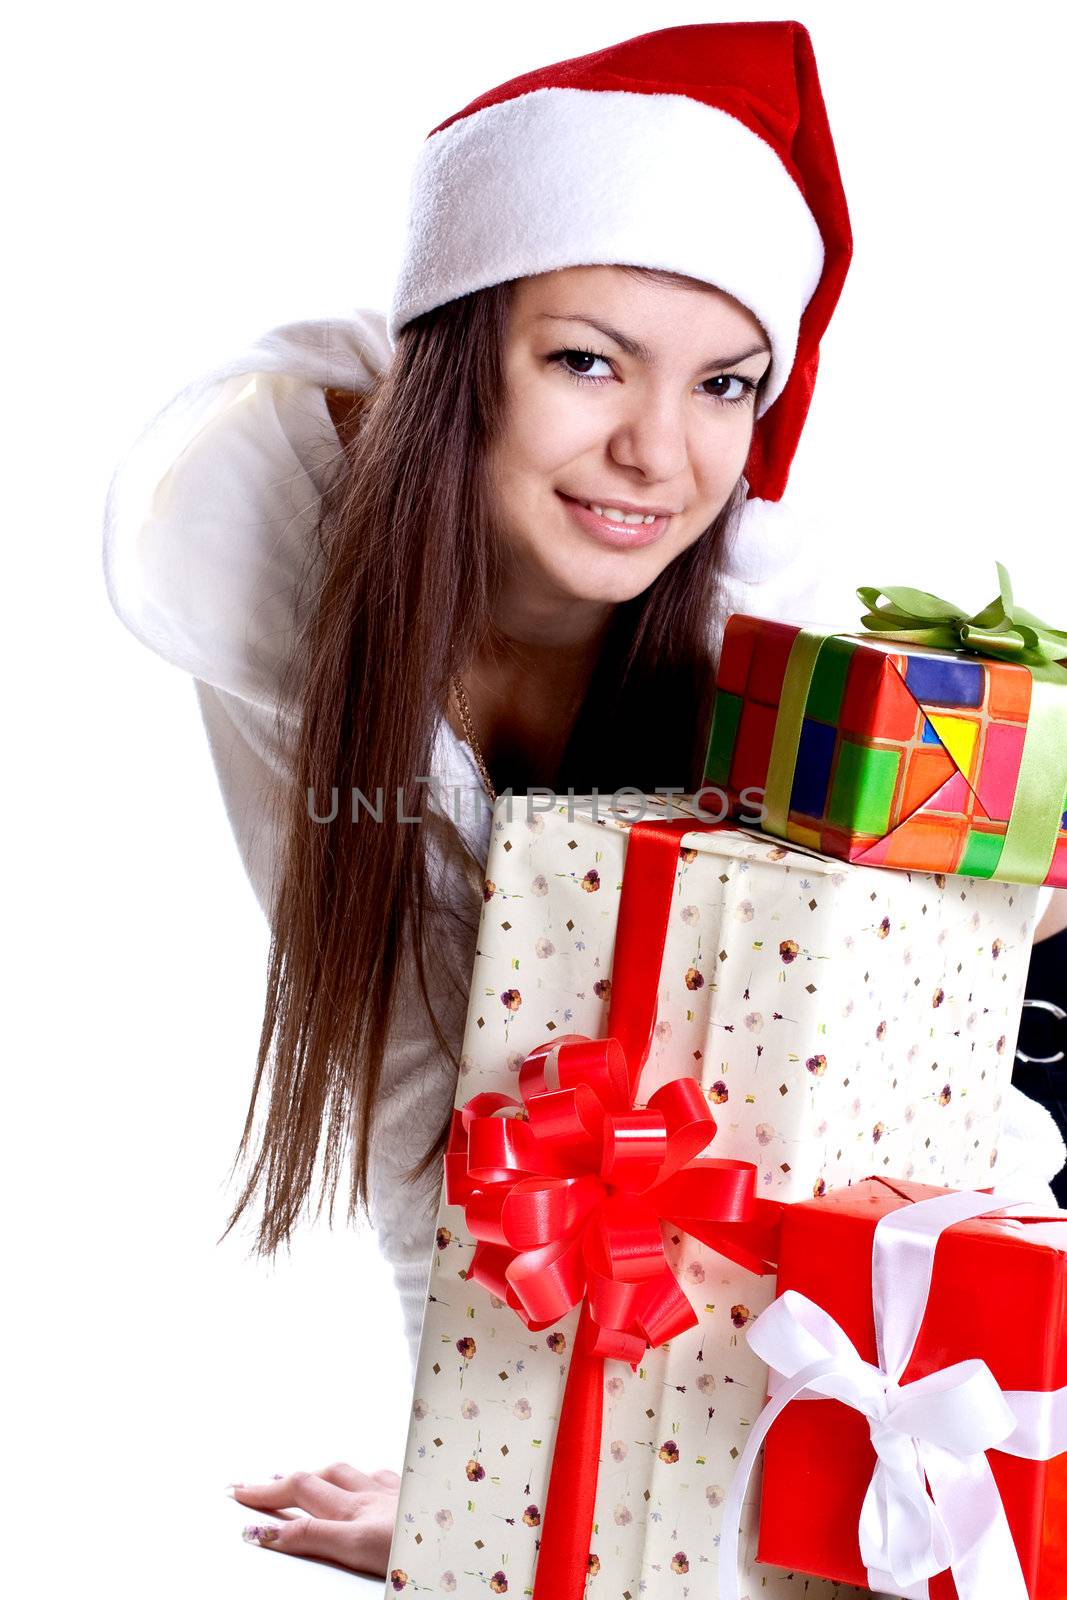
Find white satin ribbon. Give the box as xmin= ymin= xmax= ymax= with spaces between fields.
xmin=717 ymin=1188 xmax=1067 ymax=1600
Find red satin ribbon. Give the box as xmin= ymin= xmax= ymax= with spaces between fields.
xmin=444 ymin=818 xmax=783 ymax=1600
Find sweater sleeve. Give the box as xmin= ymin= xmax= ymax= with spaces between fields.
xmin=102 ymin=311 xmax=394 ymax=919
xmin=362 ymin=809 xmax=486 ymax=1379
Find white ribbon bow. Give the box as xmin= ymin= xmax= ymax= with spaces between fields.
xmin=718 ymin=1188 xmax=1067 ymax=1600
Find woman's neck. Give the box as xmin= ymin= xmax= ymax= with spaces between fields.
xmin=449 ymin=607 xmax=616 ymax=792
xmin=487 ymin=548 xmax=617 ymax=650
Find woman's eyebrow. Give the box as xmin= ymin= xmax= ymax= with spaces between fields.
xmin=536 ymin=312 xmax=770 ymax=371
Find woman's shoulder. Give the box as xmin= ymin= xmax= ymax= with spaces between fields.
xmin=101 ymin=310 xmax=393 ymax=708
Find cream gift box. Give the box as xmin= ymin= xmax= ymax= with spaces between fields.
xmin=386 ymin=793 xmax=1039 ymax=1599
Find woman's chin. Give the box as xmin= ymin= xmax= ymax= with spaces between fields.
xmin=548 ymin=560 xmax=661 ymax=608
xmin=503 ymin=529 xmax=671 ymax=612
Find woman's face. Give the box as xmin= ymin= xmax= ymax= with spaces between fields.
xmin=486 ymin=264 xmax=771 ymax=630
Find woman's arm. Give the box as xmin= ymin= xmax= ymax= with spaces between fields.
xmin=1036 ymin=887 xmax=1067 ymax=943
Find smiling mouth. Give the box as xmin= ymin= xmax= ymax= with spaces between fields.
xmin=559 ymin=493 xmax=675 ymax=525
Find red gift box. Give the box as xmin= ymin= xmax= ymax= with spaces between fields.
xmin=740 ymin=1179 xmax=1067 ymax=1600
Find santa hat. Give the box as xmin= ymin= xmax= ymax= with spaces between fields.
xmin=388 ymin=19 xmax=852 ymax=509
xmin=102 ymin=23 xmax=856 ymax=733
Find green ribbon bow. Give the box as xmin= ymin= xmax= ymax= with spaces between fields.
xmin=760 ymin=564 xmax=1067 ymax=886
xmin=857 ymin=562 xmax=1067 ymax=667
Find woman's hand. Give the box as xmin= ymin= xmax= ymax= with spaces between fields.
xmin=233 ymin=1463 xmax=401 ymax=1575
xmin=1036 ymin=888 xmax=1067 ymax=943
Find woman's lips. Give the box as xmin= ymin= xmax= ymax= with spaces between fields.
xmin=557 ymin=492 xmax=671 ymax=549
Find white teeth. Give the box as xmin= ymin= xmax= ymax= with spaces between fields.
xmin=587 ymin=503 xmax=658 ymax=525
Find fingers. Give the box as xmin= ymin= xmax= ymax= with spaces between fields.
xmin=233 ymin=1463 xmax=400 ymax=1506
xmin=233 ymin=1463 xmax=403 ymax=1577
xmin=337 ymin=1465 xmax=401 ymax=1489
xmin=233 ymin=1469 xmax=355 ymax=1520
xmin=316 ymin=1461 xmax=381 ymax=1492
xmin=243 ymin=1515 xmax=382 ymax=1571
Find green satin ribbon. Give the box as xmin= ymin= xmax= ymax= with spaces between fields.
xmin=763 ymin=629 xmax=830 ymax=840
xmin=761 ymin=566 xmax=1067 ymax=886
xmin=857 ymin=562 xmax=1067 ymax=666
xmin=993 ymin=660 xmax=1067 ymax=884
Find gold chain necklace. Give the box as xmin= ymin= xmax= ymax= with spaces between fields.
xmin=450 ymin=671 xmax=497 ymax=803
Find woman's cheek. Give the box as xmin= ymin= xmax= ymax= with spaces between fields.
xmin=717 ymin=407 xmax=760 ymax=480
xmin=542 ymin=385 xmax=609 ymax=450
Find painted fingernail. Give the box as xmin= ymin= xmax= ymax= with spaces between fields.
xmin=272 ymin=1473 xmax=284 ymax=1480
xmin=242 ymin=1524 xmax=280 ymax=1545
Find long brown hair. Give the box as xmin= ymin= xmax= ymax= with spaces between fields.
xmin=218 ymin=267 xmax=757 ymax=1259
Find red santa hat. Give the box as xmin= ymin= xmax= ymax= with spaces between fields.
xmin=387 ymin=19 xmax=852 ymax=507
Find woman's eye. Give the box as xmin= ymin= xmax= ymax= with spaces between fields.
xmin=554 ymin=348 xmax=614 ymax=382
xmin=700 ymin=373 xmax=756 ymax=404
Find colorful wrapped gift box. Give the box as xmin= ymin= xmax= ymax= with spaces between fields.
xmin=386 ymin=794 xmax=1039 ymax=1599
xmin=730 ymin=1178 xmax=1067 ymax=1600
xmin=703 ymin=614 xmax=1067 ymax=886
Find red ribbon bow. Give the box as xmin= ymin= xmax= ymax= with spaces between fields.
xmin=445 ymin=1032 xmax=778 ymax=1365
xmin=441 ymin=817 xmax=783 ymax=1600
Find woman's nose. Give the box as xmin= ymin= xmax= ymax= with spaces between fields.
xmin=606 ymin=394 xmax=690 ymax=483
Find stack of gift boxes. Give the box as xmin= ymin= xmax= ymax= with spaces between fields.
xmin=386 ymin=580 xmax=1067 ymax=1599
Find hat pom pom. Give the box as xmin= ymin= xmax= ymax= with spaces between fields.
xmin=723 ymin=487 xmax=802 ymax=585
xmin=716 ymin=484 xmax=843 ymax=637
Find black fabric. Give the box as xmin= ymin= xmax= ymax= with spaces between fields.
xmin=1012 ymin=924 xmax=1067 ymax=1205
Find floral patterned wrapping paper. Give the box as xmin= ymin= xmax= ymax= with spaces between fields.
xmin=386 ymin=793 xmax=1039 ymax=1599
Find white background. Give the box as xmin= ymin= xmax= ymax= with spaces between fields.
xmin=5 ymin=2 xmax=1063 ymax=1596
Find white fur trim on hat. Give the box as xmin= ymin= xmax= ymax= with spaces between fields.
xmin=388 ymin=87 xmax=825 ymax=415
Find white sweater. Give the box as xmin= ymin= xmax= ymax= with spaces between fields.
xmin=102 ymin=308 xmax=1065 ymax=1379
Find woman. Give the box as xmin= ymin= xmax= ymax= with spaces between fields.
xmin=102 ymin=19 xmax=1066 ymax=1580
